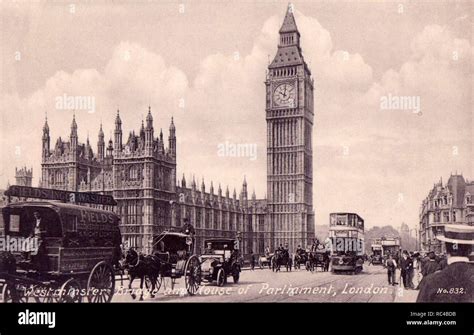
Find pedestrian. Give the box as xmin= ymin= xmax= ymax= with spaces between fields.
xmin=411 ymin=252 xmax=421 ymax=289
xmin=421 ymin=251 xmax=439 ymax=277
xmin=250 ymin=250 xmax=256 ymax=271
xmin=385 ymin=254 xmax=397 ymax=286
xmin=399 ymin=250 xmax=413 ymax=289
xmin=437 ymin=254 xmax=448 ymax=270
xmin=417 ymin=224 xmax=474 ymax=302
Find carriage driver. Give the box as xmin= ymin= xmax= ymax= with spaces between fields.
xmin=181 ymin=218 xmax=195 ymax=236
xmin=26 ymin=211 xmax=47 ymax=269
xmin=284 ymin=243 xmax=290 ymax=257
xmin=30 ymin=211 xmax=46 ymax=239
xmin=296 ymin=245 xmax=305 ymax=256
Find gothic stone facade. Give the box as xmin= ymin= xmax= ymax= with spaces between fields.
xmin=419 ymin=174 xmax=474 ymax=253
xmin=40 ymin=7 xmax=314 ymax=255
xmin=15 ymin=167 xmax=33 ymax=187
xmin=265 ymin=6 xmax=315 ymax=251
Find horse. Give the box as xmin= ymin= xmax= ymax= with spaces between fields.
xmin=294 ymin=252 xmax=307 ymax=270
xmin=272 ymin=250 xmax=292 ymax=272
xmin=123 ymin=248 xmax=161 ymax=301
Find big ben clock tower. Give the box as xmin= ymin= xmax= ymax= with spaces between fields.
xmin=266 ymin=5 xmax=314 ymax=251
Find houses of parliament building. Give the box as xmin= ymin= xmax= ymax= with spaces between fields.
xmin=39 ymin=6 xmax=315 ymax=255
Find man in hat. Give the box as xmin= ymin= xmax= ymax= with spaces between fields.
xmin=399 ymin=250 xmax=413 ymax=289
xmin=181 ymin=218 xmax=195 ymax=236
xmin=385 ymin=253 xmax=397 ymax=286
xmin=417 ymin=224 xmax=474 ymax=302
xmin=421 ymin=251 xmax=439 ymax=277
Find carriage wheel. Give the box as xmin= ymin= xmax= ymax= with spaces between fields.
xmin=1 ymin=283 xmax=15 ymax=303
xmin=217 ymin=268 xmax=225 ymax=287
xmin=1 ymin=283 xmax=29 ymax=303
xmin=59 ymin=279 xmax=82 ymax=303
xmin=87 ymin=261 xmax=115 ymax=303
xmin=35 ymin=284 xmax=61 ymax=303
xmin=184 ymin=255 xmax=201 ymax=295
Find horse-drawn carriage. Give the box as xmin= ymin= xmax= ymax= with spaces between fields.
xmin=200 ymin=238 xmax=241 ymax=286
xmin=272 ymin=249 xmax=292 ymax=272
xmin=258 ymin=254 xmax=273 ymax=269
xmin=294 ymin=251 xmax=308 ymax=270
xmin=0 ymin=201 xmax=122 ymax=303
xmin=306 ymin=250 xmax=330 ymax=272
xmin=148 ymin=231 xmax=201 ymax=295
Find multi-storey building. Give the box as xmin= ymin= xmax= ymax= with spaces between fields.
xmin=40 ymin=109 xmax=260 ymax=254
xmin=419 ymin=174 xmax=474 ymax=253
xmin=265 ymin=6 xmax=315 ymax=251
xmin=15 ymin=167 xmax=33 ymax=187
xmin=38 ymin=5 xmax=314 ymax=255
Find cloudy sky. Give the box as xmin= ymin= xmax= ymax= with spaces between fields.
xmin=0 ymin=0 xmax=472 ymax=230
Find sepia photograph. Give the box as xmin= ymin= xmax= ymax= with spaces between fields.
xmin=0 ymin=0 xmax=472 ymax=331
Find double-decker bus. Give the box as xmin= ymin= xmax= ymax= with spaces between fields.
xmin=370 ymin=239 xmax=384 ymax=265
xmin=370 ymin=237 xmax=401 ymax=265
xmin=328 ymin=213 xmax=365 ymax=274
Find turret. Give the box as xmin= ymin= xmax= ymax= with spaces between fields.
xmin=97 ymin=123 xmax=105 ymax=160
xmin=42 ymin=115 xmax=50 ymax=158
xmin=85 ymin=135 xmax=93 ymax=160
xmin=106 ymin=138 xmax=113 ymax=157
xmin=278 ymin=4 xmax=300 ymax=49
xmin=181 ymin=174 xmax=186 ymax=188
xmin=140 ymin=120 xmax=145 ymax=141
xmin=70 ymin=114 xmax=78 ymax=154
xmin=159 ymin=128 xmax=164 ymax=154
xmin=168 ymin=117 xmax=176 ymax=158
xmin=114 ymin=110 xmax=122 ymax=152
xmin=241 ymin=176 xmax=248 ymax=203
xmin=145 ymin=106 xmax=154 ymax=153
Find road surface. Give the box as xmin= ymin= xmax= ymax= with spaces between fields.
xmin=112 ymin=264 xmax=418 ymax=302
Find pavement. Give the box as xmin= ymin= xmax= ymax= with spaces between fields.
xmin=112 ymin=263 xmax=417 ymax=303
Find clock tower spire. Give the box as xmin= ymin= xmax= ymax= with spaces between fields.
xmin=265 ymin=4 xmax=315 ymax=251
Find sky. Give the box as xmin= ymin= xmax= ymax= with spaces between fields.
xmin=0 ymin=0 xmax=472 ymax=230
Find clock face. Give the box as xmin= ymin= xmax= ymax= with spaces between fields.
xmin=273 ymin=83 xmax=296 ymax=107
